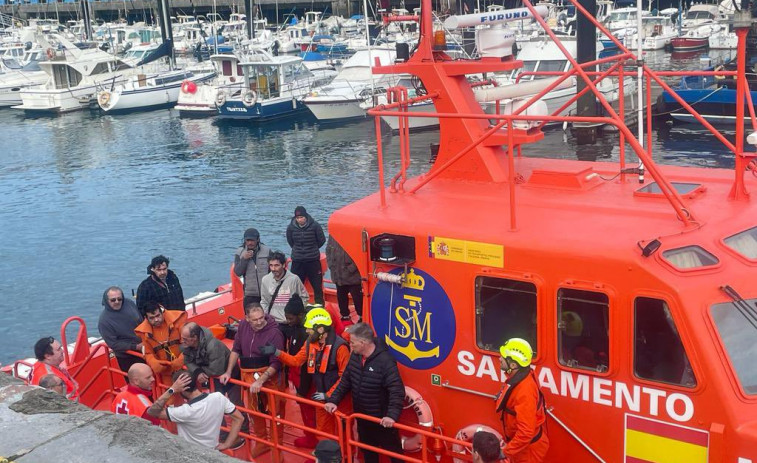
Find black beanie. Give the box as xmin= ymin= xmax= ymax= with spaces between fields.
xmin=244 ymin=228 xmax=260 ymax=240
xmin=284 ymin=295 xmax=305 ymax=316
xmin=294 ymin=206 xmax=307 ymax=217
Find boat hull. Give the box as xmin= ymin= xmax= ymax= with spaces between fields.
xmin=662 ymin=86 xmax=757 ymax=124
xmin=303 ymin=98 xmax=366 ymax=121
xmin=217 ymin=98 xmax=307 ymax=121
xmin=671 ymin=37 xmax=708 ymax=51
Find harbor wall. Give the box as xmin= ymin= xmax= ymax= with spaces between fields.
xmin=0 ymin=374 xmax=239 ymax=463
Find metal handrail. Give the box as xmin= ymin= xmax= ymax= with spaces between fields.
xmin=186 ymin=287 xmax=232 ymax=315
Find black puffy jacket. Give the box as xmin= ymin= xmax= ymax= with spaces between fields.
xmin=327 ymin=339 xmax=405 ymax=421
xmin=286 ymin=213 xmax=326 ymax=262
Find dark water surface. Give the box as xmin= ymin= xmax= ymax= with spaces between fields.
xmin=0 ymin=48 xmax=744 ymax=365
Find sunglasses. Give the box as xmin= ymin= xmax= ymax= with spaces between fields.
xmin=109 ymin=297 xmax=124 ymax=302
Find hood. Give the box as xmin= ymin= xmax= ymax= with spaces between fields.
xmin=135 ymin=309 xmax=186 ymax=335
xmin=290 ymin=213 xmax=314 ymax=228
xmin=366 ymin=337 xmax=389 ymax=361
xmin=101 ymin=288 xmax=124 ymax=309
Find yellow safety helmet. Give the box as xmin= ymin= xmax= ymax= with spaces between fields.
xmin=304 ymin=306 xmax=332 ymax=329
xmin=499 ymin=338 xmax=533 ymax=367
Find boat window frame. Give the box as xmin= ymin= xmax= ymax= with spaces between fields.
xmin=709 ymin=297 xmax=757 ymax=398
xmin=556 ymin=285 xmax=612 ymax=376
xmin=658 ymin=245 xmax=722 ymax=274
xmin=719 ymin=225 xmax=757 ymax=265
xmin=632 ymin=296 xmax=698 ymax=389
xmin=471 ymin=273 xmax=543 ymax=364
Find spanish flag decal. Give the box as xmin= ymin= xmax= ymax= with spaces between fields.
xmin=624 ymin=414 xmax=709 ymax=463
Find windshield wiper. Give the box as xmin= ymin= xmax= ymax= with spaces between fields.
xmin=720 ymin=285 xmax=757 ymax=330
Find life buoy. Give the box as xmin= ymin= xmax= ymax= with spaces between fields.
xmin=242 ymin=90 xmax=257 ymax=107
xmin=452 ymin=424 xmax=504 ymax=463
xmin=46 ymin=47 xmax=55 ymax=59
xmin=400 ymin=386 xmax=434 ymax=452
xmin=97 ymin=91 xmax=111 ymax=107
xmin=714 ymin=65 xmax=725 ymax=80
xmin=215 ymin=90 xmax=226 ymax=107
xmin=181 ymin=80 xmax=197 ymax=94
xmin=229 ymin=76 xmax=236 ymax=83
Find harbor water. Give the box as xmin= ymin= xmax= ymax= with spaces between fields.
xmin=0 ymin=48 xmax=744 ymax=366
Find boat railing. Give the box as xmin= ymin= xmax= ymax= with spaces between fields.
xmin=185 ymin=287 xmax=233 ymax=316
xmin=10 ymin=360 xmax=34 ymax=380
xmin=73 ymin=343 xmax=126 ymax=409
xmin=210 ymin=375 xmax=474 ymax=462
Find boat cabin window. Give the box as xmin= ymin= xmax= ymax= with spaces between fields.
xmin=558 ymin=288 xmax=609 ymax=372
xmin=536 ymin=60 xmax=568 ymax=76
xmin=91 ymin=61 xmax=110 ymax=75
xmin=222 ymin=60 xmax=232 ymax=76
xmin=723 ymin=226 xmax=757 ymax=260
xmin=475 ymin=277 xmax=537 ymax=354
xmin=52 ymin=64 xmax=82 ymax=89
xmin=246 ymin=65 xmax=281 ymax=99
xmin=634 ymin=297 xmax=696 ymax=387
xmin=662 ymin=245 xmax=719 ymax=270
xmin=711 ymin=298 xmax=757 ymax=395
xmin=113 ymin=60 xmax=132 ymax=71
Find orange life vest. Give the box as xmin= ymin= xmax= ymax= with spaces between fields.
xmin=111 ymin=385 xmax=160 ymax=425
xmin=494 ymin=368 xmax=547 ymax=458
xmin=29 ymin=361 xmax=79 ymax=400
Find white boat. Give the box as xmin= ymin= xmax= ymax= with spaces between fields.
xmin=176 ymin=53 xmax=246 ymax=117
xmin=13 ymin=36 xmax=142 ymax=114
xmin=604 ymin=7 xmax=650 ymax=33
xmin=680 ymin=4 xmax=722 ymax=31
xmin=303 ymin=48 xmax=397 ymax=122
xmin=491 ymin=38 xmax=639 ymax=126
xmin=624 ymin=15 xmax=677 ymax=50
xmin=709 ymin=24 xmax=738 ymax=49
xmin=0 ymin=49 xmax=48 ymax=107
xmin=97 ymin=68 xmax=216 ymax=113
xmin=367 ymin=76 xmax=439 ymax=132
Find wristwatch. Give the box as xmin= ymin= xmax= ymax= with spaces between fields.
xmin=167 ymin=387 xmax=175 ymax=395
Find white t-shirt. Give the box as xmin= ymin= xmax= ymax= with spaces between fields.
xmin=167 ymin=392 xmax=236 ymax=449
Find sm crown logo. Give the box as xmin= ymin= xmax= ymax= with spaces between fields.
xmin=371 ymin=267 xmax=456 ymax=370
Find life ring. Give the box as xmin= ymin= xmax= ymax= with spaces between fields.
xmin=229 ymin=76 xmax=236 ymax=83
xmin=242 ymin=90 xmax=257 ymax=107
xmin=46 ymin=47 xmax=55 ymax=59
xmin=97 ymin=91 xmax=111 ymax=107
xmin=452 ymin=424 xmax=504 ymax=463
xmin=181 ymin=80 xmax=197 ymax=94
xmin=215 ymin=90 xmax=226 ymax=107
xmin=714 ymin=65 xmax=725 ymax=80
xmin=400 ymin=386 xmax=434 ymax=452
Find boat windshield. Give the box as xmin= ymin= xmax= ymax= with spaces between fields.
xmin=710 ymin=298 xmax=757 ymax=395
xmin=686 ymin=11 xmax=714 ymax=20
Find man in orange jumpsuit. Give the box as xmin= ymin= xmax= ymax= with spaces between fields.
xmin=134 ymin=302 xmax=187 ymax=391
xmin=495 ymin=338 xmax=549 ymax=463
xmin=30 ymin=336 xmax=78 ymax=400
xmin=260 ymin=306 xmax=351 ymax=438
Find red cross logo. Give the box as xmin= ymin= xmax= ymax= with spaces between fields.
xmin=115 ymin=399 xmax=130 ymax=415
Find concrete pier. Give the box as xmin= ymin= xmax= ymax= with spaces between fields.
xmin=0 ymin=374 xmax=238 ymax=463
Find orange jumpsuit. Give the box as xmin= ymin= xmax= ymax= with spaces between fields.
xmin=496 ymin=369 xmax=549 ymax=463
xmin=134 ymin=310 xmax=187 ymax=389
xmin=277 ymin=334 xmax=351 ymax=436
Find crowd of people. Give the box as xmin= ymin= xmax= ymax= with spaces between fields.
xmin=27 ymin=205 xmax=550 ymax=463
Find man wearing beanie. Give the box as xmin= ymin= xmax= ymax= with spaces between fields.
xmin=234 ymin=227 xmax=272 ymax=306
xmin=286 ymin=206 xmax=326 ymax=304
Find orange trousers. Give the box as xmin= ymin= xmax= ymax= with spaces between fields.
xmin=241 ymin=368 xmax=285 ymax=442
xmin=506 ymin=434 xmax=549 ymax=463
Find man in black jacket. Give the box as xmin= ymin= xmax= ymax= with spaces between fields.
xmin=98 ymin=286 xmax=144 ymax=379
xmin=286 ymin=206 xmax=326 ymax=304
xmin=324 ymin=323 xmax=404 ymax=463
xmin=137 ymin=255 xmax=185 ymax=313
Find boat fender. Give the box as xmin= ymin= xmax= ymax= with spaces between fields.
xmin=46 ymin=47 xmax=55 ymax=59
xmin=215 ymin=90 xmax=226 ymax=107
xmin=452 ymin=424 xmax=504 ymax=463
xmin=97 ymin=91 xmax=111 ymax=107
xmin=181 ymin=80 xmax=197 ymax=94
xmin=401 ymin=386 xmax=434 ymax=452
xmin=242 ymin=90 xmax=257 ymax=107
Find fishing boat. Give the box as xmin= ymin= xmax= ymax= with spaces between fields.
xmin=670 ymin=24 xmax=718 ymax=51
xmin=661 ymin=60 xmax=756 ymax=124
xmin=215 ymin=49 xmax=336 ymax=121
xmin=4 ymin=1 xmax=757 ymax=462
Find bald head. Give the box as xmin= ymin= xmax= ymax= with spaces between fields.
xmin=128 ymin=363 xmax=155 ymax=391
xmin=180 ymin=322 xmax=201 ymax=349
